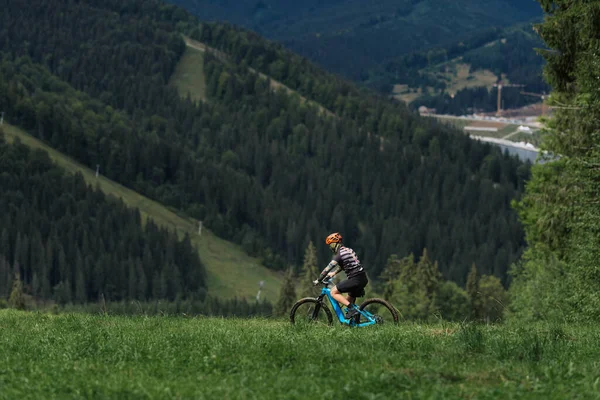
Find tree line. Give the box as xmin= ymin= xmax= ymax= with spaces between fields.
xmin=275 ymin=242 xmax=507 ymax=322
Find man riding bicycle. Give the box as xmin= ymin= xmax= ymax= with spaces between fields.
xmin=314 ymin=233 xmax=369 ymax=320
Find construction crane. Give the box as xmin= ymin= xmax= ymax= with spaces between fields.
xmin=521 ymin=91 xmax=549 ymax=116
xmin=493 ymin=81 xmax=525 ymax=116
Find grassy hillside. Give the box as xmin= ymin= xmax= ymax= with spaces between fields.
xmin=169 ymin=44 xmax=207 ymax=102
xmin=2 ymin=124 xmax=282 ymax=301
xmin=393 ymin=64 xmax=501 ymax=104
xmin=2 ymin=310 xmax=599 ymax=399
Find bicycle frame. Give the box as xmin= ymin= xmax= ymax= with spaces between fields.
xmin=316 ymin=284 xmax=377 ymax=327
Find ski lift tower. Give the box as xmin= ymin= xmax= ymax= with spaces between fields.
xmin=256 ymin=280 xmax=265 ymax=301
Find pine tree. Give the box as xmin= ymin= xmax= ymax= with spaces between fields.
xmin=416 ymin=249 xmax=442 ymax=299
xmin=275 ymin=268 xmax=297 ymax=316
xmin=75 ymin=252 xmax=86 ymax=303
xmin=152 ymin=271 xmax=161 ymax=299
xmin=0 ymin=229 xmax=9 ymax=262
xmin=478 ymin=275 xmax=507 ymax=323
xmin=41 ymin=260 xmax=51 ymax=299
xmin=75 ymin=267 xmax=87 ymax=304
xmin=32 ymin=272 xmax=40 ymax=297
xmin=381 ymin=254 xmax=414 ymax=300
xmin=136 ymin=259 xmax=148 ymax=301
xmin=29 ymin=233 xmax=45 ymax=295
xmin=0 ymin=255 xmax=8 ymax=298
xmin=299 ymin=241 xmax=319 ymax=297
xmin=128 ymin=261 xmax=136 ymax=300
xmin=159 ymin=269 xmax=168 ymax=300
xmin=54 ymin=280 xmax=73 ymax=305
xmin=8 ymin=272 xmax=25 ymax=310
xmin=466 ymin=263 xmax=480 ymax=320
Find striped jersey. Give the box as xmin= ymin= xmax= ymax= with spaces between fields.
xmin=332 ymin=246 xmax=364 ymax=278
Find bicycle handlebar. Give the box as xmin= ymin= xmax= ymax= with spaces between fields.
xmin=315 ymin=277 xmax=333 ymax=286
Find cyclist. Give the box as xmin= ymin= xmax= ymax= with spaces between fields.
xmin=314 ymin=232 xmax=368 ymax=320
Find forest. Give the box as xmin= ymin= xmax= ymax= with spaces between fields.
xmin=0 ymin=135 xmax=205 ymax=304
xmin=0 ymin=0 xmax=531 ymax=310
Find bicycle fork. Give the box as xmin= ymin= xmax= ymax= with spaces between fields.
xmin=312 ymin=294 xmax=326 ymax=320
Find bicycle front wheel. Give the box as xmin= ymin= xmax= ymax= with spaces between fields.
xmin=290 ymin=298 xmax=333 ymax=326
xmin=356 ymin=298 xmax=399 ymax=326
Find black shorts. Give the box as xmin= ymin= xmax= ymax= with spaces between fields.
xmin=336 ymin=272 xmax=368 ymax=298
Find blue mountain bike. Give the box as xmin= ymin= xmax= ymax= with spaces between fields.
xmin=290 ymin=277 xmax=399 ymax=327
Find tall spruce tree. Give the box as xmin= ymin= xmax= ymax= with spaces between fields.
xmin=0 ymin=255 xmax=9 ymax=298
xmin=511 ymin=0 xmax=600 ymax=322
xmin=275 ymin=268 xmax=297 ymax=317
xmin=299 ymin=242 xmax=319 ymax=297
xmin=478 ymin=275 xmax=507 ymax=323
xmin=381 ymin=254 xmax=414 ymax=300
xmin=8 ymin=272 xmax=25 ymax=310
xmin=466 ymin=263 xmax=481 ymax=320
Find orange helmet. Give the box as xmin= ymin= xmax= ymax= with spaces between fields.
xmin=325 ymin=232 xmax=343 ymax=245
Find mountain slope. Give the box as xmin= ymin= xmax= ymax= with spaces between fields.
xmin=1 ymin=0 xmax=529 ymax=289
xmin=1 ymin=123 xmax=282 ymax=301
xmin=169 ymin=0 xmax=541 ymax=80
xmin=0 ymin=129 xmax=206 ymax=304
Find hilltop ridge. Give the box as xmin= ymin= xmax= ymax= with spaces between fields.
xmin=169 ymin=0 xmax=541 ymax=81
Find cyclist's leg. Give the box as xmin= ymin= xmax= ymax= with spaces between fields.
xmin=348 ymin=274 xmax=368 ymax=303
xmin=334 ymin=276 xmax=363 ymax=306
xmin=330 ymin=285 xmax=351 ymax=306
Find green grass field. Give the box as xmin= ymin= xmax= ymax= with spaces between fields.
xmin=169 ymin=45 xmax=207 ymax=102
xmin=1 ymin=124 xmax=282 ymax=300
xmin=497 ymin=124 xmax=520 ymax=138
xmin=1 ymin=310 xmax=599 ymax=399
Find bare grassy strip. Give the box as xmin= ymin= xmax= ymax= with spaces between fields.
xmin=1 ymin=124 xmax=282 ymax=300
xmin=169 ymin=45 xmax=207 ymax=102
xmin=1 ymin=310 xmax=600 ymax=399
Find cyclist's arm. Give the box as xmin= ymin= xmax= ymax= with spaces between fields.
xmin=318 ymin=261 xmax=339 ymax=282
xmin=327 ymin=265 xmax=342 ymax=278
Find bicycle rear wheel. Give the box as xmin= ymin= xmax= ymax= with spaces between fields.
xmin=356 ymin=298 xmax=399 ymax=326
xmin=290 ymin=298 xmax=333 ymax=326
